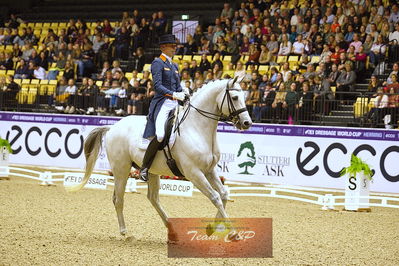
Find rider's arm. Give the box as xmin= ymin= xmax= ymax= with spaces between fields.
xmin=151 ymin=59 xmax=175 ymax=97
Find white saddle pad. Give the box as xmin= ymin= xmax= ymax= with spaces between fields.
xmin=138 ymin=119 xmax=178 ymax=150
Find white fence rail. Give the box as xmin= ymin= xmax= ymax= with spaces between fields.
xmin=2 ymin=166 xmax=399 ymax=209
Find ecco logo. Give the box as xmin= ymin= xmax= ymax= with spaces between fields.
xmin=6 ymin=125 xmax=83 ymax=159
xmin=296 ymin=141 xmax=399 ymax=182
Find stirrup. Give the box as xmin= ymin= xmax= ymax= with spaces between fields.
xmin=139 ymin=168 xmax=149 ymax=182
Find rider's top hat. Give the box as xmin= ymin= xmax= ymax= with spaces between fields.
xmin=159 ymin=34 xmax=177 ymax=45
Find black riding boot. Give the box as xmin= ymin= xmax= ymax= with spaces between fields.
xmin=139 ymin=138 xmax=161 ymax=182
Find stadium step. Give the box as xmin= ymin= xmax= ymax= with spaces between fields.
xmin=322 ymin=115 xmax=355 ymax=123
xmin=330 ymin=110 xmax=353 ymax=116
xmin=338 ymin=105 xmax=353 ymax=112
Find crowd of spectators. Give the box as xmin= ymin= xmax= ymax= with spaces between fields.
xmin=0 ymin=0 xmax=399 ymax=127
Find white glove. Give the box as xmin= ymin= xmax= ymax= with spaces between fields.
xmin=173 ymin=91 xmax=186 ymax=101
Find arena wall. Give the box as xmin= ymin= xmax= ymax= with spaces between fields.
xmin=0 ymin=111 xmax=398 ymax=193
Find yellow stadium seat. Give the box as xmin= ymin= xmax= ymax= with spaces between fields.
xmin=18 ymin=86 xmax=29 ymax=104
xmin=288 ymin=55 xmax=299 ymax=62
xmin=33 ymin=29 xmax=41 ymax=36
xmin=223 ymin=70 xmax=235 ymax=77
xmin=354 ymin=97 xmax=369 ymax=118
xmin=277 ymin=56 xmax=287 ymax=64
xmin=27 ymin=87 xmax=37 ymax=104
xmin=47 ymin=80 xmax=57 ymax=95
xmin=137 ymin=73 xmax=144 ymax=79
xmin=239 ymin=55 xmax=249 ymax=63
xmin=143 ymin=64 xmax=151 ymax=72
xmin=39 ymin=79 xmax=49 ymax=92
xmin=30 ymin=79 xmax=40 ymax=90
xmin=258 ymin=65 xmax=269 ymax=74
xmin=207 ymin=55 xmax=213 ymax=62
xmin=125 ymin=72 xmax=133 ymax=80
xmin=22 ymin=79 xmax=31 ymax=84
xmin=96 ymin=80 xmax=103 ymax=87
xmin=182 ymin=55 xmax=192 ymax=62
xmin=0 ymin=70 xmax=6 ymax=77
xmin=6 ymin=70 xmax=15 ymax=76
xmin=50 ymin=22 xmax=59 ymax=28
xmin=14 ymin=79 xmax=21 ymax=85
xmin=59 ymin=22 xmax=67 ymax=28
xmin=42 ymin=23 xmax=51 ymax=29
xmin=172 ymin=56 xmax=181 ymax=64
xmin=27 ymin=23 xmax=35 ymax=28
xmin=35 ymin=22 xmax=43 ymax=28
xmin=192 ymin=55 xmax=201 ymax=63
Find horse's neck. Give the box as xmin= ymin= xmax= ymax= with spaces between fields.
xmin=182 ymin=81 xmax=224 ymax=140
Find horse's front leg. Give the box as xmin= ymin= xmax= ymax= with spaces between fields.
xmin=205 ymin=168 xmax=229 ymax=218
xmin=185 ymin=168 xmax=229 ymax=219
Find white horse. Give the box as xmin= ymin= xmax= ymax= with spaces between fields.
xmin=67 ymin=78 xmax=252 ymax=237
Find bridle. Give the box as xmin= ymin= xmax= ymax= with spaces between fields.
xmin=174 ymin=80 xmax=248 ymax=132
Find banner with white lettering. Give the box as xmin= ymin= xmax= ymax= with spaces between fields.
xmin=1 ymin=111 xmax=398 ymax=193
xmin=216 ymin=124 xmax=399 ymax=193
xmin=63 ymin=173 xmax=108 ymax=190
xmin=159 ymin=179 xmax=194 ymax=197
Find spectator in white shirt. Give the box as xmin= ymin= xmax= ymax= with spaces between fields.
xmin=29 ymin=61 xmax=47 ymax=80
xmin=291 ymin=34 xmax=305 ymax=55
xmin=64 ymin=78 xmax=77 ymax=113
xmin=389 ymin=4 xmax=399 ymax=25
xmin=389 ymin=23 xmax=399 ymax=44
xmin=370 ymin=35 xmax=386 ymax=66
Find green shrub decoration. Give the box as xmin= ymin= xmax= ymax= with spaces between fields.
xmin=340 ymin=154 xmax=373 ymax=181
xmin=0 ymin=137 xmax=13 ymax=154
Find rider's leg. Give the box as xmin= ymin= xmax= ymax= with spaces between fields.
xmin=139 ymin=99 xmax=176 ymax=181
xmin=139 ymin=137 xmax=161 ymax=181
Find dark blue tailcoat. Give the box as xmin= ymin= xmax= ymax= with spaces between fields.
xmin=143 ymin=54 xmax=182 ymax=138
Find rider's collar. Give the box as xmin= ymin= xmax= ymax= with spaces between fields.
xmin=160 ymin=53 xmax=172 ymax=64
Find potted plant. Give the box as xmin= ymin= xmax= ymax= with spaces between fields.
xmin=0 ymin=137 xmax=12 ymax=179
xmin=341 ymin=154 xmax=373 ymax=211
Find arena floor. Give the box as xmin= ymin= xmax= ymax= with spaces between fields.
xmin=1 ymin=176 xmax=399 ymax=265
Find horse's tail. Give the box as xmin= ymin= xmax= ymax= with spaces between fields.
xmin=65 ymin=127 xmax=110 ymax=192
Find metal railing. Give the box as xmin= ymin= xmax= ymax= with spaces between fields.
xmin=1 ymin=90 xmax=398 ymax=128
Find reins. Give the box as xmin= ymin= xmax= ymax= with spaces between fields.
xmin=173 ymin=80 xmax=248 ymax=134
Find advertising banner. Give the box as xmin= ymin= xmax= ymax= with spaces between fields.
xmin=1 ymin=112 xmax=398 ymax=193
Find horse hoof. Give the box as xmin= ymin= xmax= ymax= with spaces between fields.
xmin=120 ymin=229 xmax=128 ymax=236
xmin=206 ymin=223 xmax=215 ymax=236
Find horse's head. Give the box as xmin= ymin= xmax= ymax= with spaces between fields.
xmin=217 ymin=77 xmax=253 ymax=130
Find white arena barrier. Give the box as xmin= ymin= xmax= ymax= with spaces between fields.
xmin=3 ymin=166 xmax=399 ymax=209
xmin=0 ymin=111 xmax=398 ymax=194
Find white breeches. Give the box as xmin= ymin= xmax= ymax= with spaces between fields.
xmin=155 ymin=99 xmax=178 ymax=142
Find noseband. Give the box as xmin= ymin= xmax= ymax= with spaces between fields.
xmin=219 ymin=88 xmax=248 ymax=123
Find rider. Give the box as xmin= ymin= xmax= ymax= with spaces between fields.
xmin=140 ymin=34 xmax=188 ymax=182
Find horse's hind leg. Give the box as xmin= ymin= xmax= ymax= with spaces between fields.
xmin=205 ymin=169 xmax=228 ymax=218
xmin=147 ymin=173 xmax=169 ymax=227
xmin=111 ymin=161 xmax=131 ymax=235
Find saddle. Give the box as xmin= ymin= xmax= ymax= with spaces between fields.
xmin=134 ymin=108 xmax=184 ymax=178
xmin=161 ymin=109 xmax=185 ymax=178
